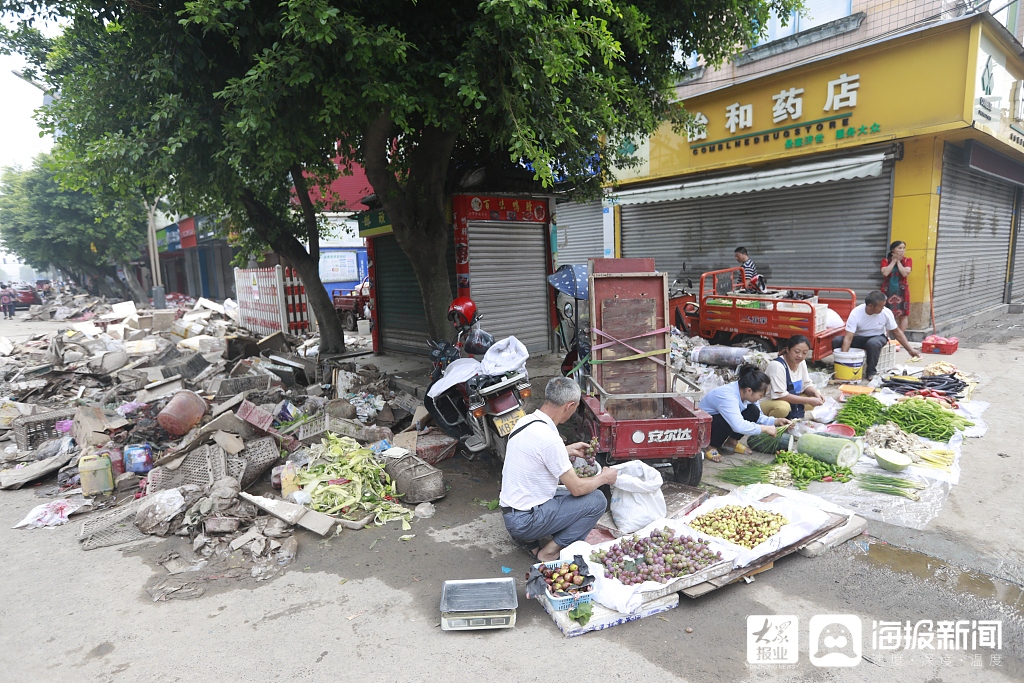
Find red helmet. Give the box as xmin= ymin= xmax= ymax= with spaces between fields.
xmin=447 ymin=296 xmax=479 ymax=330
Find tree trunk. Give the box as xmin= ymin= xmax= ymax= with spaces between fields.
xmin=120 ymin=261 xmax=149 ymax=306
xmin=239 ymin=191 xmax=347 ymax=354
xmin=362 ymin=115 xmax=457 ymax=341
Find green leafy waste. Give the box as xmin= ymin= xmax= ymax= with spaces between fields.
xmin=298 ymin=434 xmax=413 ymax=529
xmin=568 ymin=601 xmax=593 ymax=626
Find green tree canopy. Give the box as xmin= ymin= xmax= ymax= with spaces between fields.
xmin=0 ymin=153 xmax=147 ymax=295
xmin=2 ymin=0 xmax=797 ymax=340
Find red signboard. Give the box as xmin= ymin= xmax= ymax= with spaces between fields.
xmin=453 ymin=195 xmax=548 ymax=224
xmin=179 ymin=217 xmax=197 ymax=249
xmin=451 ymin=194 xmax=550 ymax=298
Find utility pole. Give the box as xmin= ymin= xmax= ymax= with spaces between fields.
xmin=144 ymin=198 xmax=166 ymax=309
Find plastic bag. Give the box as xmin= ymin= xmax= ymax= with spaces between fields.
xmin=808 ymin=371 xmax=831 ymax=391
xmin=609 ymin=460 xmax=667 ymax=534
xmin=480 ymin=336 xmax=529 ymax=375
xmin=135 ymin=488 xmax=186 ymax=535
xmin=811 ymin=396 xmax=840 ymax=423
xmin=13 ymin=498 xmax=88 ymax=529
xmin=463 ymin=324 xmax=495 ymax=356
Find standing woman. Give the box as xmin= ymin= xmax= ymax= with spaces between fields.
xmin=880 ymin=241 xmax=912 ymax=331
xmin=698 ymin=364 xmax=790 ymax=461
xmin=760 ymin=335 xmax=825 ymax=419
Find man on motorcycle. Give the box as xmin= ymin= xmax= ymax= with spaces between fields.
xmin=499 ymin=377 xmax=618 ymax=562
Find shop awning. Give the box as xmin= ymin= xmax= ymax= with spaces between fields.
xmin=610 ymin=152 xmax=887 ymax=205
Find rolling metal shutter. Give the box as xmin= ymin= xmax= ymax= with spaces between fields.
xmin=934 ymin=144 xmax=1014 ymax=321
xmin=1010 ymin=190 xmax=1024 ymax=303
xmin=375 ymin=233 xmax=457 ymax=355
xmin=620 ymin=160 xmax=894 ymax=298
xmin=554 ymin=200 xmax=605 ymax=266
xmin=468 ymin=222 xmax=552 ymax=353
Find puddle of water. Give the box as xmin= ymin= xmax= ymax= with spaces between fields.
xmin=854 ymin=541 xmax=1024 ymax=616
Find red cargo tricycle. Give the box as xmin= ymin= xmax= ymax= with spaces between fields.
xmin=550 ymin=259 xmax=712 ymax=485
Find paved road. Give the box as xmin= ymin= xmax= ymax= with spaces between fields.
xmin=0 ymin=318 xmax=1020 ymax=682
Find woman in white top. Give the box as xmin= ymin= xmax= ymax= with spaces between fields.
xmin=760 ymin=335 xmax=825 ymax=419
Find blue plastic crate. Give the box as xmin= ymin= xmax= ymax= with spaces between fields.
xmin=533 ymin=560 xmax=594 ymax=611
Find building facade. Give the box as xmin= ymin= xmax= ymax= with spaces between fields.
xmin=594 ymin=6 xmax=1024 ymax=334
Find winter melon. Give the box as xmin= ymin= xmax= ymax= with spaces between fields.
xmin=874 ymin=448 xmax=912 ymax=472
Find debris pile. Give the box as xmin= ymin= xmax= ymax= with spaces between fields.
xmin=1 ymin=295 xmax=453 ymax=598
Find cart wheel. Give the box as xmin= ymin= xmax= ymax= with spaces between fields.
xmin=341 ymin=310 xmax=357 ymax=331
xmin=738 ymin=335 xmax=774 ymax=353
xmin=672 ymin=455 xmax=703 ymax=487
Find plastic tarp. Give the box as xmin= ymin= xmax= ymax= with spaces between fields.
xmin=609 ymin=153 xmax=886 ymax=205
xmin=480 ymin=336 xmax=529 ymax=375
xmin=426 ymin=358 xmax=483 ymax=399
xmin=560 ymin=517 xmax=738 ymax=615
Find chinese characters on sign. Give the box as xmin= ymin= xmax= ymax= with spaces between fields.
xmin=824 ymin=73 xmax=860 ymax=111
xmin=645 ymin=428 xmax=693 ymax=443
xmin=688 ymin=112 xmax=709 ymax=142
xmin=689 ymin=73 xmax=865 ymax=156
xmin=725 ymin=102 xmax=754 ymax=133
xmin=772 ymin=87 xmax=804 ymax=123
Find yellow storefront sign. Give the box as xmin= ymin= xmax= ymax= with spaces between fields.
xmin=617 ymin=20 xmax=975 ymax=184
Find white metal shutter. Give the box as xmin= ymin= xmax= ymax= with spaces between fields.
xmin=468 ymin=222 xmax=552 ymax=353
xmin=620 ymin=160 xmax=894 ymax=297
xmin=554 ymin=200 xmax=604 ymax=267
xmin=934 ymin=143 xmax=1015 ymax=320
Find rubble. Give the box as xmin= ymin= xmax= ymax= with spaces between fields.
xmin=1 ymin=293 xmax=451 ymax=592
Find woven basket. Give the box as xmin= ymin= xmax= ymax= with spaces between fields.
xmin=384 ymin=453 xmax=445 ymax=503
xmin=12 ymin=407 xmax=77 ymax=451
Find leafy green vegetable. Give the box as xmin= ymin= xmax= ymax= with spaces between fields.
xmin=567 ymin=601 xmax=593 ymax=626
xmin=299 ymin=434 xmax=412 ymax=528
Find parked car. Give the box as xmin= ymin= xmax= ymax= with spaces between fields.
xmin=13 ymin=286 xmax=42 ymax=309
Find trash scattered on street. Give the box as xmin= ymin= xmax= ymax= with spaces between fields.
xmin=0 ymin=294 xmax=442 ymax=597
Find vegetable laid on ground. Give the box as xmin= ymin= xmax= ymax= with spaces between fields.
xmin=689 ymin=505 xmax=788 ymax=549
xmin=882 ymin=398 xmax=974 ymax=442
xmin=864 ymin=422 xmax=921 ymax=458
xmin=774 ymin=450 xmax=852 ymax=489
xmin=855 ymin=473 xmax=926 ymax=500
xmin=835 ymin=394 xmax=886 ymax=435
xmin=590 ymin=527 xmax=725 ymax=586
xmin=873 ymin=447 xmax=913 ymax=472
xmin=795 ymin=432 xmax=860 ymax=469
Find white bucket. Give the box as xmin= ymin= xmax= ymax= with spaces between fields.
xmin=833 ymin=349 xmax=866 ymax=381
xmin=356 ymin=319 xmax=371 ymax=336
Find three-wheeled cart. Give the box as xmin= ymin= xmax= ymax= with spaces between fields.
xmin=680 ymin=267 xmax=856 ymax=361
xmin=575 ymin=259 xmax=712 ymax=486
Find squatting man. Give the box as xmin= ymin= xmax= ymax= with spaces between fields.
xmin=499 ymin=377 xmax=617 ymax=562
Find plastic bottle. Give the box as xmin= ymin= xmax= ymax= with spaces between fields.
xmin=124 ymin=443 xmax=154 ymax=474
xmin=157 ymin=391 xmax=208 ymax=435
xmin=79 ymin=453 xmax=114 ymax=496
xmin=98 ymin=445 xmax=124 ymax=477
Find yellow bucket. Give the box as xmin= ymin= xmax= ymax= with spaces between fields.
xmin=833 ymin=349 xmax=866 ymax=381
